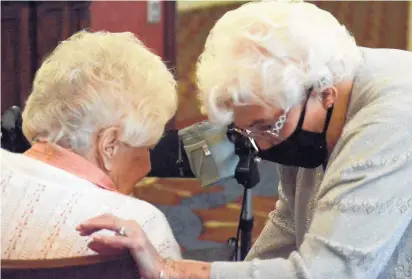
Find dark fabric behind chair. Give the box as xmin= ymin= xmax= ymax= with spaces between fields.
xmin=1 ymin=106 xmax=30 ymax=153
xmin=148 ymin=130 xmax=195 ymax=178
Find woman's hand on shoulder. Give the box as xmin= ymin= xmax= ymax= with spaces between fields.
xmin=76 ymin=213 xmax=164 ymax=279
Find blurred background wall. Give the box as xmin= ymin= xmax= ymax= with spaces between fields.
xmin=409 ymin=1 xmax=412 ymax=51
xmin=175 ymin=0 xmax=411 ymax=129
xmin=91 ymin=2 xmax=165 ymax=58
xmin=2 ymin=0 xmax=411 ymax=121
xmin=1 ymin=1 xmax=175 ymax=118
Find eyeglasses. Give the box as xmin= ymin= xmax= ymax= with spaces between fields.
xmin=233 ymin=110 xmax=289 ymax=140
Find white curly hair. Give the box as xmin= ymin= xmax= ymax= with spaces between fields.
xmin=196 ymin=0 xmax=362 ymax=125
xmin=23 ymin=30 xmax=177 ymax=154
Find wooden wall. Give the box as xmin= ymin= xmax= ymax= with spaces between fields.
xmin=1 ymin=1 xmax=176 ymax=123
xmin=175 ymin=1 xmax=410 ymax=129
xmin=310 ymin=1 xmax=408 ymax=50
xmin=90 ymin=1 xmax=166 ymax=59
xmin=409 ymin=1 xmax=412 ymax=51
xmin=1 ymin=1 xmax=90 ymax=114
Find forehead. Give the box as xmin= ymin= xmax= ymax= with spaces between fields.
xmin=233 ymin=104 xmax=282 ymax=128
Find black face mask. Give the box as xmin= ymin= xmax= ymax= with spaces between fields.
xmin=258 ymin=97 xmax=333 ymax=169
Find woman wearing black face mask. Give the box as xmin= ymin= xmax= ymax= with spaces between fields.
xmin=76 ymin=1 xmax=412 ymax=279
xmin=235 ymin=84 xmax=335 ymax=170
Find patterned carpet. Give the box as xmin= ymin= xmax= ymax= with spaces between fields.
xmin=134 ymin=160 xmax=279 ymax=252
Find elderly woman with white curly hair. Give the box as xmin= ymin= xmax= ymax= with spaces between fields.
xmin=1 ymin=30 xmax=181 ymax=260
xmin=77 ymin=1 xmax=412 ymax=279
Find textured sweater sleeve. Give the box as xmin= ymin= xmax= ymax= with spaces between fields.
xmin=245 ymin=166 xmax=297 ymax=260
xmin=211 ymin=118 xmax=412 ymax=278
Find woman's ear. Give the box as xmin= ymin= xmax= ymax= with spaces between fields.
xmin=95 ymin=127 xmax=121 ymax=171
xmin=321 ymin=87 xmax=338 ymax=109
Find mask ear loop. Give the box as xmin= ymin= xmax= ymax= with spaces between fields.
xmin=321 ymin=105 xmax=334 ymax=171
xmin=313 ymin=76 xmax=334 ymax=170
xmin=296 ymin=86 xmax=314 ymax=129
xmin=322 ymin=105 xmax=334 ymax=135
xmin=311 ymin=73 xmax=334 ymax=135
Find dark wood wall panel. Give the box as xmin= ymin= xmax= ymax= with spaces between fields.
xmin=36 ymin=2 xmax=69 ymax=67
xmin=1 ymin=6 xmax=21 ymax=113
xmin=1 ymin=1 xmax=90 ymax=114
xmin=69 ymin=2 xmax=91 ymax=35
xmin=1 ymin=2 xmax=34 ymax=114
xmin=35 ymin=2 xmax=91 ymax=74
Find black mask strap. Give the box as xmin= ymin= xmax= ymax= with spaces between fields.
xmin=296 ymin=88 xmax=313 ymax=129
xmin=322 ymin=106 xmax=334 ymax=135
xmin=321 ymin=105 xmax=334 ymax=170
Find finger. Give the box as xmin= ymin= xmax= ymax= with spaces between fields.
xmin=91 ymin=235 xmax=136 ymax=250
xmin=88 ymin=241 xmax=128 ymax=256
xmin=76 ymin=214 xmax=122 ymax=235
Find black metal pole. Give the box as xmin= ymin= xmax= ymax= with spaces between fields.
xmin=239 ymin=188 xmax=254 ymax=260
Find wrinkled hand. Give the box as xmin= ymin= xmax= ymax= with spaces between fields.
xmin=76 ymin=214 xmax=164 ymax=279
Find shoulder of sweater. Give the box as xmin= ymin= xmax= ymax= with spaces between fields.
xmin=1 ymin=149 xmax=162 ymax=214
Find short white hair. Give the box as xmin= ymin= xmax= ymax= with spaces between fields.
xmin=196 ymin=1 xmax=362 ymax=125
xmin=23 ymin=30 xmax=177 ymax=153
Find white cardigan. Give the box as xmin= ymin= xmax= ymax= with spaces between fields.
xmin=1 ymin=149 xmax=181 ymax=260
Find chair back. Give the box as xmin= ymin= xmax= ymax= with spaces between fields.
xmin=1 ymin=254 xmax=140 ymax=279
